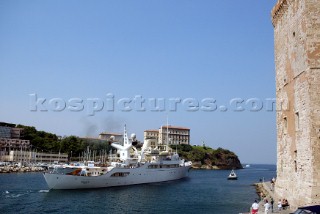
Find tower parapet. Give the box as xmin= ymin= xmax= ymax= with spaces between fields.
xmin=271 ymin=0 xmax=289 ymax=27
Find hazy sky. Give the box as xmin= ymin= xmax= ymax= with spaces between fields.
xmin=0 ymin=0 xmax=278 ymax=164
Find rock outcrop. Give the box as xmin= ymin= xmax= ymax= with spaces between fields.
xmin=173 ymin=145 xmax=243 ymax=170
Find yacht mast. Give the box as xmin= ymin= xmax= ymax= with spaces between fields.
xmin=166 ymin=116 xmax=169 ymax=145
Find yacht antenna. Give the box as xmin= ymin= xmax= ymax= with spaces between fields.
xmin=123 ymin=124 xmax=128 ymax=145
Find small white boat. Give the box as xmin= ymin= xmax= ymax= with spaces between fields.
xmin=245 ymin=164 xmax=250 ymax=168
xmin=227 ymin=169 xmax=237 ymax=180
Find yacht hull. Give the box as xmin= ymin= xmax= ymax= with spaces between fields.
xmin=44 ymin=165 xmax=191 ymax=189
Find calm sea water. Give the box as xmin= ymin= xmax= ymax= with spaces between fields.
xmin=0 ymin=164 xmax=276 ymax=214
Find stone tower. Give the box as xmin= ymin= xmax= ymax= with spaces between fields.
xmin=271 ymin=0 xmax=320 ymax=209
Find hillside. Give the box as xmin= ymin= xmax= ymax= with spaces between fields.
xmin=171 ymin=144 xmax=243 ymax=170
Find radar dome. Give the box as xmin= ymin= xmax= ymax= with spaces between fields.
xmin=131 ymin=133 xmax=136 ymax=140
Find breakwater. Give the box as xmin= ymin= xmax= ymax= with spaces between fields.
xmin=0 ymin=165 xmax=45 ymax=173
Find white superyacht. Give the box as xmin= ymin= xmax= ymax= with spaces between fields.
xmin=43 ymin=126 xmax=192 ymax=189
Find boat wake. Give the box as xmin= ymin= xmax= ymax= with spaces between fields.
xmin=2 ymin=189 xmax=50 ymax=199
xmin=3 ymin=191 xmax=26 ymax=198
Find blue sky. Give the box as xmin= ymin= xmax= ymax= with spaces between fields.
xmin=0 ymin=0 xmax=278 ymax=164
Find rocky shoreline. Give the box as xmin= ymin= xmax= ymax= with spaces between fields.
xmin=191 ymin=161 xmax=243 ymax=170
xmin=0 ymin=166 xmax=45 ymax=173
xmin=0 ymin=163 xmax=241 ymax=173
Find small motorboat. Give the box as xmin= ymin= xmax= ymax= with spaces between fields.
xmin=227 ymin=169 xmax=238 ymax=180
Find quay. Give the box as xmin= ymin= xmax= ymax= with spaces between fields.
xmin=239 ymin=181 xmax=293 ymax=214
xmin=254 ymin=181 xmax=292 ymax=214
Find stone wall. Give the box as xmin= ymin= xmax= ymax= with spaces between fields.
xmin=272 ymin=0 xmax=320 ymax=209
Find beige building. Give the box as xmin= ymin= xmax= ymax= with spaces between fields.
xmin=272 ymin=0 xmax=320 ymax=209
xmin=144 ymin=130 xmax=159 ymax=140
xmin=144 ymin=125 xmax=190 ymax=145
xmin=1 ymin=151 xmax=68 ymax=163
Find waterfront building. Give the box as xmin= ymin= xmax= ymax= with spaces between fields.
xmin=271 ymin=0 xmax=320 ymax=209
xmin=0 ymin=123 xmax=25 ymax=139
xmin=2 ymin=150 xmax=68 ymax=163
xmin=144 ymin=130 xmax=159 ymax=140
xmin=144 ymin=125 xmax=190 ymax=145
xmin=11 ymin=128 xmax=24 ymax=139
xmin=0 ymin=126 xmax=11 ymax=139
xmin=0 ymin=122 xmax=30 ymax=161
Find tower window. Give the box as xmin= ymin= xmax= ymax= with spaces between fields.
xmin=295 ymin=112 xmax=300 ymax=130
xmin=284 ymin=117 xmax=288 ymax=130
xmin=294 ymin=150 xmax=297 ymax=172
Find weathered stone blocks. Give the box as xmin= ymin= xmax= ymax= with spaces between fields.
xmin=272 ymin=0 xmax=320 ymax=209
